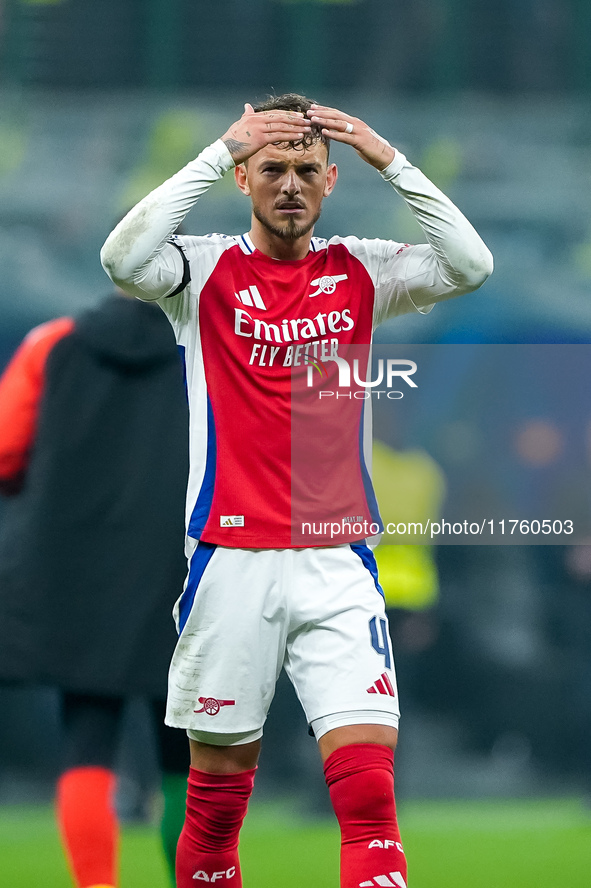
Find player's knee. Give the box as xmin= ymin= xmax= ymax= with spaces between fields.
xmin=318 ymin=723 xmax=398 ymax=760
xmin=324 ymin=743 xmax=396 ymax=825
xmin=330 ymin=768 xmax=394 ymax=824
xmin=189 ymin=737 xmax=261 ymax=773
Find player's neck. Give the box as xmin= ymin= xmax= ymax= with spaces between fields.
xmin=248 ymin=220 xmax=313 ymax=261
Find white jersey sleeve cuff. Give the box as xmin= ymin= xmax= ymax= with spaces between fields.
xmin=204 ymin=139 xmax=236 ymax=174
xmin=378 ymin=150 xmax=408 ymax=181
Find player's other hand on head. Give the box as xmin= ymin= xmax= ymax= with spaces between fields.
xmin=221 ymin=102 xmax=312 ymax=165
xmin=306 ymin=104 xmax=395 ymax=171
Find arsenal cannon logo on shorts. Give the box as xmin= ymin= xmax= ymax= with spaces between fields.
xmin=194 ymin=696 xmax=236 ymax=716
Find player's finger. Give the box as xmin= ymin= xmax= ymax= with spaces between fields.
xmin=260 ymin=110 xmax=307 ymax=120
xmin=307 ymin=104 xmax=350 ymax=120
xmin=242 ymin=109 xmax=308 ymax=127
xmin=317 ymin=128 xmax=356 ymax=145
xmin=311 ymin=117 xmax=362 ymax=144
xmin=309 ymin=114 xmax=357 ymax=136
xmin=264 ymin=118 xmax=310 ymax=133
xmin=264 ymin=130 xmax=309 ymax=143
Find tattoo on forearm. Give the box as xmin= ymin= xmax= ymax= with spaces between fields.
xmin=223 ymin=138 xmax=249 ymax=158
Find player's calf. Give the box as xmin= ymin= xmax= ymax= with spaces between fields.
xmin=175 ymin=766 xmax=256 ymax=888
xmin=324 ymin=743 xmax=407 ymax=888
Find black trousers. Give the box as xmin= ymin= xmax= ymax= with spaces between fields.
xmin=61 ymin=692 xmax=188 ymax=775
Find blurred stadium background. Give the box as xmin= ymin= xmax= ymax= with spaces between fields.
xmin=1 ymin=1 xmax=591 ymax=885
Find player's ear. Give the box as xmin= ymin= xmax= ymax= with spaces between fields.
xmin=234 ymin=163 xmax=250 ymax=196
xmin=324 ymin=163 xmax=338 ymax=197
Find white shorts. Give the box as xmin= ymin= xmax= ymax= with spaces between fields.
xmin=166 ymin=542 xmax=400 ymax=744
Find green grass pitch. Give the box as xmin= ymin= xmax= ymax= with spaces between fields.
xmin=0 ymin=798 xmax=590 ymax=887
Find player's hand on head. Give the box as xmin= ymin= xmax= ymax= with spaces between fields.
xmin=306 ymin=104 xmax=395 ymax=171
xmin=221 ymin=103 xmax=312 ymax=165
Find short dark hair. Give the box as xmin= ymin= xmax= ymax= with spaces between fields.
xmin=253 ymin=93 xmax=329 ymax=157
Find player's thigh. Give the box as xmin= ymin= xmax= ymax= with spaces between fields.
xmin=285 ymin=545 xmax=400 ymax=730
xmin=189 ymin=737 xmax=262 ymax=773
xmin=167 ymin=545 xmax=288 ymax=736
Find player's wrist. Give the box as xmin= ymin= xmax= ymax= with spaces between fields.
xmin=207 ymin=139 xmax=236 ymax=172
xmin=183 ymin=139 xmax=235 ymax=179
xmin=378 ymin=150 xmax=407 ymax=180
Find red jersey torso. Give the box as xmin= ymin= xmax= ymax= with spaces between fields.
xmin=162 ymin=234 xmax=386 ymax=547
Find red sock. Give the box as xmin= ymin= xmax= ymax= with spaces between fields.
xmin=175 ymin=766 xmax=256 ymax=888
xmin=324 ymin=743 xmax=407 ymax=888
xmin=56 ymin=766 xmax=118 ymax=888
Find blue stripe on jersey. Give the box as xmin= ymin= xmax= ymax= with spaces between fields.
xmin=350 ymin=542 xmax=384 ymax=598
xmin=178 ymin=541 xmax=217 ymax=634
xmin=188 ymin=395 xmax=217 ymax=538
xmin=240 ymin=234 xmax=254 ymax=254
xmin=358 ymin=401 xmax=383 ymax=530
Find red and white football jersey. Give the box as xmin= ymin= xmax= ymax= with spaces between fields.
xmin=101 ymin=140 xmax=493 ymax=548
xmin=160 ymin=231 xmax=418 ymax=547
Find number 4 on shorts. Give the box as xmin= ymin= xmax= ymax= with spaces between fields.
xmin=369 ymin=616 xmax=392 ymax=670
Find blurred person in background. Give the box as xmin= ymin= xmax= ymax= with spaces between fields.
xmin=0 ymin=290 xmax=190 ymax=888
xmin=372 ymin=439 xmax=446 ymax=712
xmin=101 ymin=94 xmax=492 ymax=888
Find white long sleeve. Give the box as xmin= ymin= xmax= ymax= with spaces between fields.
xmin=377 ymin=151 xmax=493 ymax=312
xmin=100 ymin=140 xmax=234 ymax=300
xmin=100 ymin=139 xmax=492 ymax=312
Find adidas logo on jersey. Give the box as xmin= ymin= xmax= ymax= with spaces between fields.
xmin=367 ymin=672 xmax=396 ymax=697
xmin=220 ymin=515 xmax=245 ymax=527
xmin=235 ymin=285 xmax=267 ymax=310
xmin=235 ymin=276 xmax=349 ymax=306
xmin=359 ymin=873 xmax=407 ymax=888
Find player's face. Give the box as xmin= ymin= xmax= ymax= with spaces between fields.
xmin=235 ymin=140 xmax=337 ymax=241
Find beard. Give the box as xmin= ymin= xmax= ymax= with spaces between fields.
xmin=252 ymin=203 xmax=322 ymax=241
